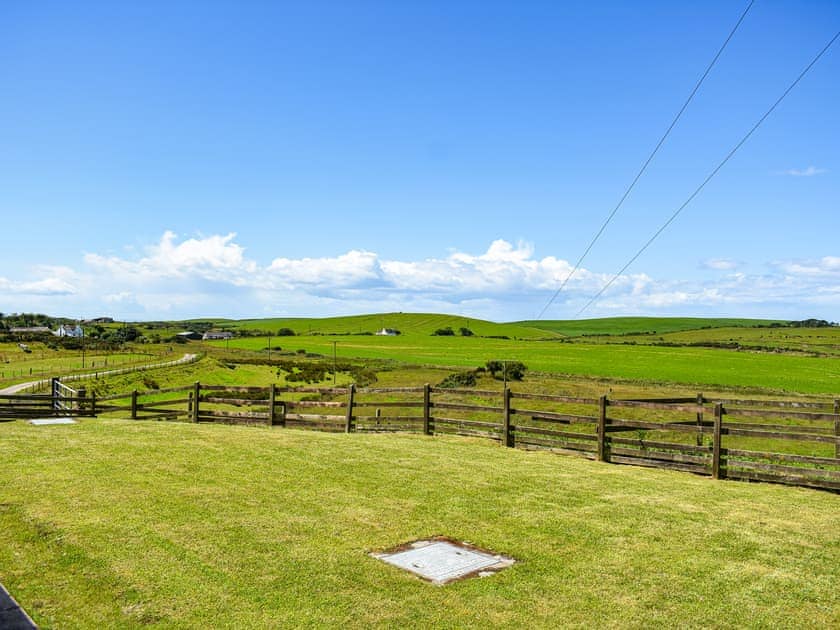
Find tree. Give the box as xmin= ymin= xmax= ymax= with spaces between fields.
xmin=459 ymin=327 xmax=474 ymax=336
xmin=485 ymin=360 xmax=527 ymax=381
xmin=433 ymin=327 xmax=455 ymax=336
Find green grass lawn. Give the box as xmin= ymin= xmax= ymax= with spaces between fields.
xmin=1 ymin=419 xmax=837 ymax=628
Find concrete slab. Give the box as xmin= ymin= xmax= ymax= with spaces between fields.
xmin=29 ymin=418 xmax=76 ymax=425
xmin=372 ymin=538 xmax=515 ymax=585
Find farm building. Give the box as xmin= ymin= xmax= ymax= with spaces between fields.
xmin=176 ymin=331 xmax=203 ymax=341
xmin=375 ymin=328 xmax=399 ymax=336
xmin=55 ymin=324 xmax=84 ymax=338
xmin=202 ymin=331 xmax=234 ymax=340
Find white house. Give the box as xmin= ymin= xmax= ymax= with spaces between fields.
xmin=202 ymin=331 xmax=234 ymax=340
xmin=55 ymin=324 xmax=84 ymax=338
xmin=375 ymin=328 xmax=399 ymax=336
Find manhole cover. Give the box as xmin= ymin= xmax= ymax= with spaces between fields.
xmin=372 ymin=538 xmax=515 ymax=585
xmin=29 ymin=418 xmax=76 ymax=425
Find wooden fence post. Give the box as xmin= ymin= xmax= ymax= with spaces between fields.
xmin=130 ymin=390 xmax=138 ymax=419
xmin=345 ymin=384 xmax=355 ymax=433
xmin=712 ymin=403 xmax=723 ymax=479
xmin=834 ymin=399 xmax=839 ymax=459
xmin=423 ymin=383 xmax=431 ymax=435
xmin=192 ymin=381 xmax=200 ymax=423
xmin=502 ymin=387 xmax=513 ymax=448
xmin=268 ymin=383 xmax=276 ymax=427
xmin=51 ymin=377 xmax=59 ymax=412
xmin=90 ymin=392 xmax=97 ymax=417
xmin=597 ymin=394 xmax=608 ymax=462
xmin=696 ymin=392 xmax=704 ymax=446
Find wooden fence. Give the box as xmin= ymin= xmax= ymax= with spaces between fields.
xmin=3 ymin=382 xmax=838 ymax=491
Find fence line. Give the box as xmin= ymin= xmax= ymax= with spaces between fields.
xmin=2 ymin=382 xmax=838 ymax=491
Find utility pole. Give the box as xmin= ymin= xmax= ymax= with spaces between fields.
xmin=267 ymin=332 xmax=272 ymax=361
xmin=333 ymin=341 xmax=337 ymax=385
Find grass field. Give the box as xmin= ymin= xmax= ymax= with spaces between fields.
xmin=516 ymin=317 xmax=785 ymax=337
xmin=0 ymin=343 xmax=171 ymax=386
xmin=214 ymin=333 xmax=840 ymax=395
xmin=5 ymin=315 xmax=838 ymax=397
xmin=0 ymin=419 xmax=837 ymax=628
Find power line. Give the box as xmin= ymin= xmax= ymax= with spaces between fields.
xmin=576 ymin=29 xmax=840 ymax=318
xmin=536 ymin=0 xmax=755 ymax=320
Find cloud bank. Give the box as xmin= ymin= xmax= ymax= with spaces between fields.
xmin=2 ymin=232 xmax=839 ymax=321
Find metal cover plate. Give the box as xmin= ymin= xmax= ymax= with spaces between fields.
xmin=373 ymin=539 xmax=514 ymax=584
xmin=29 ymin=418 xmax=76 ymax=425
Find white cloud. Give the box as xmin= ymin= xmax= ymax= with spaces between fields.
xmin=703 ymin=258 xmax=739 ymax=271
xmin=780 ymin=166 xmax=828 ymax=177
xmin=3 ymin=231 xmax=840 ymax=320
xmin=777 ymin=256 xmax=840 ymax=276
xmin=0 ymin=276 xmax=76 ymax=295
xmin=84 ymin=231 xmax=257 ymax=283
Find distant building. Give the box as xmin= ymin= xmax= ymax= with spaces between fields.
xmin=55 ymin=324 xmax=83 ymax=338
xmin=9 ymin=326 xmax=52 ymax=334
xmin=55 ymin=324 xmax=84 ymax=338
xmin=177 ymin=331 xmax=203 ymax=341
xmin=375 ymin=328 xmax=399 ymax=336
xmin=202 ymin=331 xmax=234 ymax=340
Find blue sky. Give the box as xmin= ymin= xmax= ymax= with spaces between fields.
xmin=1 ymin=0 xmax=838 ymax=321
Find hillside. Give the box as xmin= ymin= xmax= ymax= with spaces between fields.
xmin=223 ymin=312 xmax=557 ymax=340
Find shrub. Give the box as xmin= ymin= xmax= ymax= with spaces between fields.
xmin=277 ymin=328 xmax=296 ymax=336
xmin=437 ymin=370 xmax=477 ymax=388
xmin=485 ymin=360 xmax=527 ymax=381
xmin=459 ymin=327 xmax=474 ymax=336
xmin=433 ymin=327 xmax=455 ymax=336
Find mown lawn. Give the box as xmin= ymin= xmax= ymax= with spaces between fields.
xmin=1 ymin=419 xmax=837 ymax=628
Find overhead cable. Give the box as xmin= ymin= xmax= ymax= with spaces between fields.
xmin=536 ymin=0 xmax=755 ymax=319
xmin=575 ymin=29 xmax=840 ymax=317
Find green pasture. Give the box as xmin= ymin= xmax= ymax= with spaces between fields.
xmin=518 ymin=316 xmax=785 ymax=337
xmin=1 ymin=419 xmax=837 ymax=628
xmin=213 ymin=334 xmax=840 ymax=395
xmin=607 ymin=325 xmax=840 ymax=357
xmin=0 ymin=343 xmax=170 ymax=386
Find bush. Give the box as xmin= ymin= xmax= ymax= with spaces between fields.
xmin=437 ymin=370 xmax=477 ymax=388
xmin=277 ymin=328 xmax=296 ymax=336
xmin=485 ymin=360 xmax=527 ymax=381
xmin=459 ymin=327 xmax=474 ymax=337
xmin=432 ymin=327 xmax=455 ymax=336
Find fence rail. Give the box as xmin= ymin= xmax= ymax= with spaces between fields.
xmin=2 ymin=381 xmax=838 ymax=491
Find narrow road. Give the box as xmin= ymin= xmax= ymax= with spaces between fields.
xmin=0 ymin=353 xmax=198 ymax=394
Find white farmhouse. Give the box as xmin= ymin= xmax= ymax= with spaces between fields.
xmin=55 ymin=324 xmax=84 ymax=338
